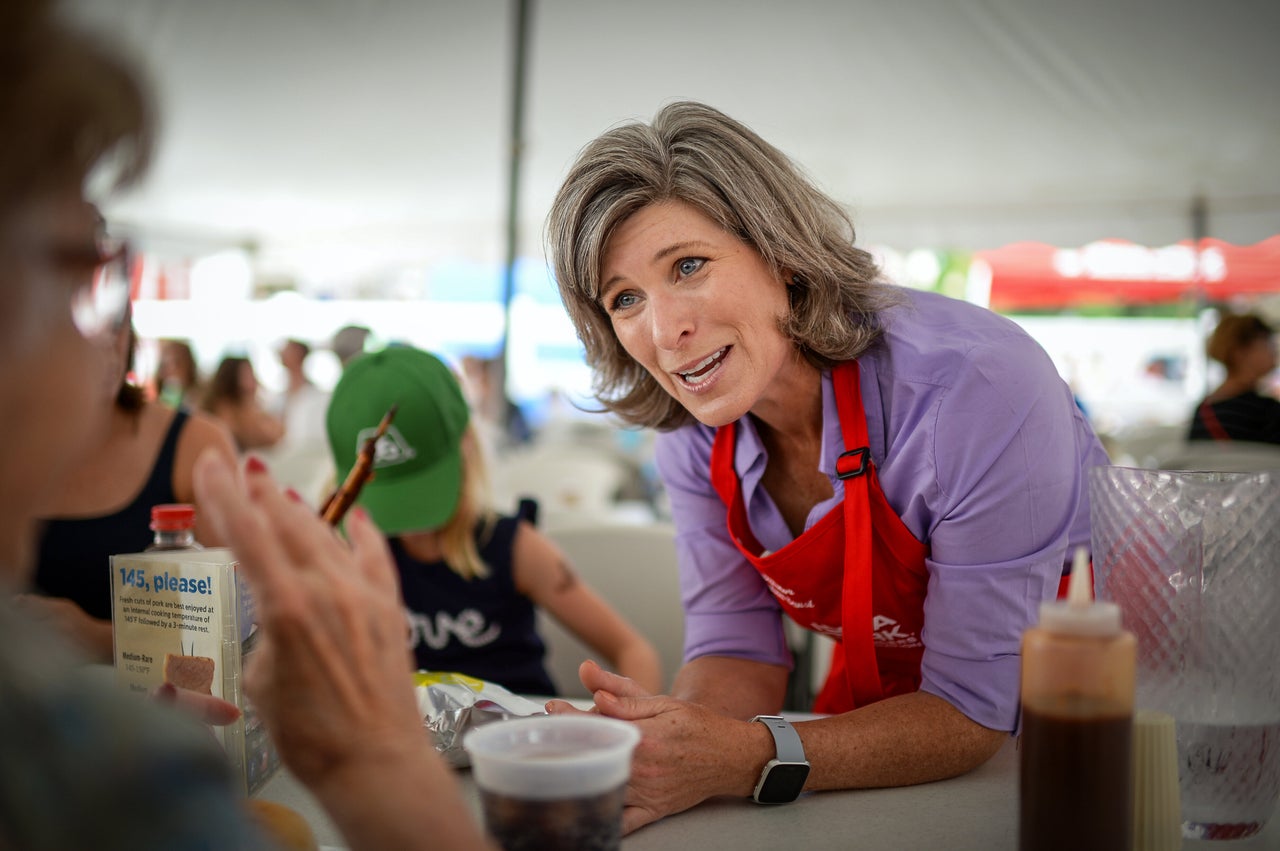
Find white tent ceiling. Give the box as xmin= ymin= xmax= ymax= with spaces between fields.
xmin=65 ymin=0 xmax=1280 ymax=293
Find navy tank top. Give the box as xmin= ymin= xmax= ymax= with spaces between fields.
xmin=34 ymin=409 xmax=190 ymax=620
xmin=392 ymin=514 xmax=556 ymax=696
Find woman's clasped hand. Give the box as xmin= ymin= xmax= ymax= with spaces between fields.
xmin=547 ymin=659 xmax=780 ymax=833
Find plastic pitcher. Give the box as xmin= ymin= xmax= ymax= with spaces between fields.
xmin=1089 ymin=466 xmax=1280 ymax=840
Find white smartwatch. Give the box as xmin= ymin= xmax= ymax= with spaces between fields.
xmin=750 ymin=715 xmax=811 ymax=804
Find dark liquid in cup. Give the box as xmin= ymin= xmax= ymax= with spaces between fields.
xmin=1019 ymin=707 xmax=1132 ymax=851
xmin=479 ymin=783 xmax=626 ymax=851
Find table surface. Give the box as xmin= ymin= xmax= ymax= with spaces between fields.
xmin=256 ymin=732 xmax=1280 ymax=851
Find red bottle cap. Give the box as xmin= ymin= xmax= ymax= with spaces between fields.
xmin=150 ymin=503 xmax=196 ymax=531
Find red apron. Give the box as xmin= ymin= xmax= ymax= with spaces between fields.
xmin=710 ymin=362 xmax=930 ymax=713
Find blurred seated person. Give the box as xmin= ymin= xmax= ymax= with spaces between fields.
xmin=155 ymin=337 xmax=202 ymax=409
xmin=1188 ymin=312 xmax=1280 ymax=444
xmin=23 ymin=302 xmax=237 ymax=661
xmin=461 ymin=353 xmax=532 ymax=451
xmin=202 ymin=354 xmax=285 ymax=451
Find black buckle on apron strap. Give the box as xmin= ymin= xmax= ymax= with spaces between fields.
xmin=836 ymin=447 xmax=870 ymax=480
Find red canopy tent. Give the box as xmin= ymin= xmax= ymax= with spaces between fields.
xmin=973 ymin=236 xmax=1280 ymax=312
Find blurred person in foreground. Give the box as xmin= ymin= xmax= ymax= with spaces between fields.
xmin=543 ymin=101 xmax=1110 ymax=833
xmin=23 ymin=301 xmax=237 ymax=662
xmin=0 ymin=2 xmax=491 ymax=848
xmin=326 ymin=346 xmax=661 ymax=695
xmin=1187 ymin=311 xmax=1280 ymax=444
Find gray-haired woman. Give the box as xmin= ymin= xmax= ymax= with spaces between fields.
xmin=544 ymin=101 xmax=1108 ymax=833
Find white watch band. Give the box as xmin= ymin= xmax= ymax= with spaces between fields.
xmin=751 ymin=715 xmax=806 ymax=763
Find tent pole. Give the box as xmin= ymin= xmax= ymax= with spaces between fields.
xmin=1190 ymin=195 xmax=1208 ymax=243
xmin=497 ymin=0 xmax=532 ymax=438
xmin=1189 ymin=195 xmax=1214 ymax=397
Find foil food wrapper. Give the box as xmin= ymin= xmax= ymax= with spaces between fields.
xmin=413 ymin=671 xmax=547 ymax=767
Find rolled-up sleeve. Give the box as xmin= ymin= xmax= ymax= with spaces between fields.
xmin=654 ymin=428 xmax=791 ymax=668
xmin=906 ymin=330 xmax=1098 ymax=732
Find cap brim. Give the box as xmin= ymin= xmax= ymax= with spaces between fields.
xmin=353 ymin=450 xmax=463 ymax=535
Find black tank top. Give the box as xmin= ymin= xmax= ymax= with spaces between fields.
xmin=34 ymin=409 xmax=190 ymax=620
xmin=392 ymin=514 xmax=556 ymax=696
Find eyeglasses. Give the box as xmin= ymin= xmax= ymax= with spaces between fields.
xmin=70 ymin=235 xmax=132 ymax=339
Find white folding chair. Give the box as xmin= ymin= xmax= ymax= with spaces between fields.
xmin=490 ymin=444 xmax=634 ymax=529
xmin=1154 ymin=440 xmax=1280 ymax=472
xmin=537 ymin=521 xmax=684 ymax=698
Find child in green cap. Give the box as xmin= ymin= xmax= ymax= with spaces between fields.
xmin=326 ymin=345 xmax=662 ymax=695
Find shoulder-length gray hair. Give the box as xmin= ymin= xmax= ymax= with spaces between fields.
xmin=546 ymin=100 xmax=899 ymax=431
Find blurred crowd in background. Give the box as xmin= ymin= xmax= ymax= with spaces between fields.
xmin=139 ymin=323 xmax=664 ymax=529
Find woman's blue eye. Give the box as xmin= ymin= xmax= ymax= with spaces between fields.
xmin=677 ymin=258 xmax=704 ymax=277
xmin=611 ymin=292 xmax=638 ymax=311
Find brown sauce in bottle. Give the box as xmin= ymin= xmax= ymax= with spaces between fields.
xmin=1019 ymin=706 xmax=1132 ymax=851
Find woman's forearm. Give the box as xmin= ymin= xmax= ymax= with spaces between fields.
xmin=671 ymin=655 xmax=789 ymax=719
xmin=674 ymin=659 xmax=1003 ymax=793
xmin=797 ymin=691 xmax=1006 ymax=790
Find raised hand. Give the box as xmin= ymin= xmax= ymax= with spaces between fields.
xmin=193 ymin=451 xmax=493 ymax=850
xmin=193 ymin=451 xmax=423 ymax=785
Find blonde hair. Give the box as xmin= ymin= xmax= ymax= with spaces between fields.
xmin=545 ymin=100 xmax=900 ymax=431
xmin=435 ymin=426 xmax=496 ymax=580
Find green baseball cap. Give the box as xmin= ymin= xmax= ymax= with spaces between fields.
xmin=325 ymin=346 xmax=470 ymax=534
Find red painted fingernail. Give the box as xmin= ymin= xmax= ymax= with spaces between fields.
xmin=284 ymin=487 xmax=302 ymax=502
xmin=155 ymin=682 xmax=177 ymax=702
xmin=245 ymin=456 xmax=267 ymax=474
xmin=351 ymin=506 xmax=368 ymax=522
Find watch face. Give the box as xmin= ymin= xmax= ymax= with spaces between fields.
xmin=755 ymin=761 xmax=811 ymax=804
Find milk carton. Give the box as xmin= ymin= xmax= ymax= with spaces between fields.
xmin=110 ymin=546 xmax=279 ymax=795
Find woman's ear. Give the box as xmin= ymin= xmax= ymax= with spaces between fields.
xmin=783 ymin=271 xmax=803 ymax=305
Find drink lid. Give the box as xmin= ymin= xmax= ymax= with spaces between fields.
xmin=150 ymin=503 xmax=196 ymax=531
xmin=1038 ymin=546 xmax=1123 ymax=635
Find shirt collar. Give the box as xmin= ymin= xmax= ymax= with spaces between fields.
xmin=732 ymin=369 xmax=844 ymax=500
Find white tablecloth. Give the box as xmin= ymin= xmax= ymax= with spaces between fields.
xmin=255 ymin=732 xmax=1280 ymax=850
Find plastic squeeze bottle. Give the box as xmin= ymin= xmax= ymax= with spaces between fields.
xmin=1019 ymin=547 xmax=1136 ymax=851
xmin=146 ymin=503 xmax=257 ymax=644
xmin=146 ymin=503 xmax=202 ymax=551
